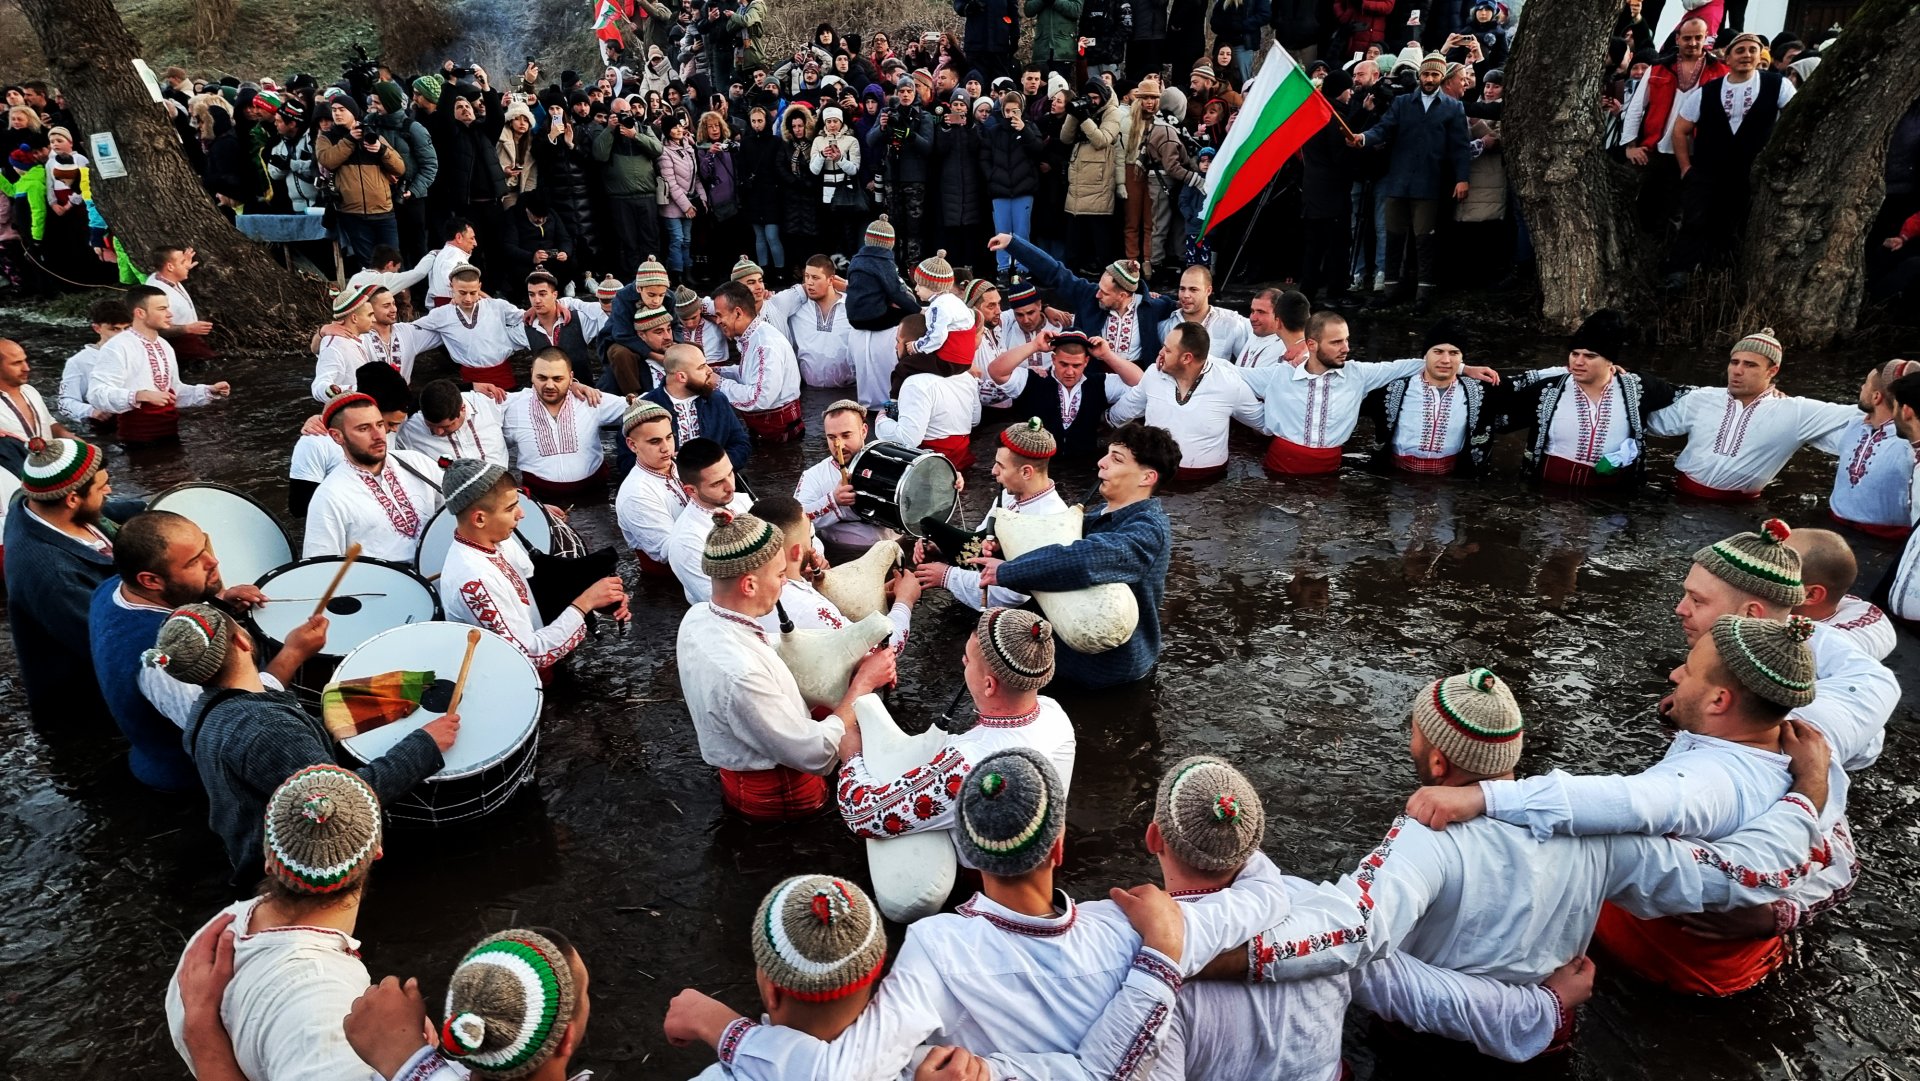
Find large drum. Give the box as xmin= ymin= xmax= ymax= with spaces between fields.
xmin=252 ymin=557 xmax=441 ymax=700
xmin=847 ymin=440 xmax=958 ymax=538
xmin=336 ymin=622 xmax=543 ymax=827
xmin=151 ymin=482 xmax=293 ymax=591
xmin=414 ymin=500 xmax=554 ymax=580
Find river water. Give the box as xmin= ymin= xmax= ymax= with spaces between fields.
xmin=0 ymin=307 xmax=1914 ymax=1079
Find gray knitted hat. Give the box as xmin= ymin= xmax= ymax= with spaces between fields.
xmin=1153 ymin=756 xmax=1266 ymax=873
xmin=622 ymin=399 xmax=669 ymax=434
xmin=1711 ymin=614 xmax=1817 ymax=709
xmin=957 ymin=747 xmax=1066 ymax=877
xmin=750 ymin=875 xmax=888 ymax=1002
xmin=672 ymin=284 xmax=703 ymax=315
xmin=143 ymin=603 xmax=235 ymax=686
xmin=440 ymin=929 xmax=578 ymax=1079
xmin=1410 ymin=667 xmax=1525 ymax=777
xmin=702 ymin=509 xmax=784 ymax=579
xmin=864 ymin=214 xmax=895 ymax=248
xmin=976 ymin=607 xmax=1054 ymax=692
xmin=442 ymin=458 xmax=509 ymax=516
xmin=1693 ymin=519 xmax=1806 ymax=607
xmin=262 ymin=764 xmax=382 ymax=895
xmin=635 ymin=255 xmax=670 ymax=290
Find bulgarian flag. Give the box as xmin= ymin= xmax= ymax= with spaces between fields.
xmin=1200 ymin=44 xmax=1335 ymax=236
xmin=591 ymin=0 xmax=621 ymax=30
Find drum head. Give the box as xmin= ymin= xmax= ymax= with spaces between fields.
xmin=895 ymin=454 xmax=958 ymax=537
xmin=253 ymin=557 xmax=441 ymax=657
xmin=336 ymin=622 xmax=542 ymax=780
xmin=415 ymin=499 xmax=553 ymax=579
xmin=151 ymin=482 xmax=293 ymax=592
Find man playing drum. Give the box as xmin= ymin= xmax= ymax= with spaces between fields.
xmin=794 ymin=400 xmax=898 ymax=566
xmin=614 ymin=401 xmax=686 ymax=576
xmin=914 ymin=417 xmax=1068 ymax=611
xmin=675 ymin=508 xmax=896 ymax=820
xmin=303 ymin=393 xmax=446 ymax=562
xmin=437 ymin=460 xmax=627 ymax=680
xmin=667 ymin=438 xmax=754 ymax=605
xmin=500 ymin=349 xmax=628 ymax=504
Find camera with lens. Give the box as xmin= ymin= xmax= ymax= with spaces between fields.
xmin=341 ymin=43 xmax=379 ymax=99
xmin=1066 ymin=96 xmax=1093 ymax=118
xmin=448 ymin=64 xmax=474 ymax=80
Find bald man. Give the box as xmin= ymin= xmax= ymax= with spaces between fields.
xmin=0 ymin=339 xmax=73 ymax=445
xmin=1786 ymin=528 xmax=1895 ymax=661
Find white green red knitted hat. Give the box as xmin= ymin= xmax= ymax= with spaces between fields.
xmin=750 ymin=875 xmax=888 ymax=1001
xmin=1692 ymin=519 xmax=1805 ymax=607
xmin=441 ymin=929 xmax=578 ymax=1079
xmin=634 ymin=306 xmax=673 ymax=332
xmin=595 ymin=275 xmax=623 ymax=301
xmin=262 ymin=764 xmax=381 ymax=895
xmin=1104 ymin=258 xmax=1142 ymax=293
xmin=635 ymin=255 xmax=670 ymax=290
xmin=913 ymin=250 xmax=955 ymax=287
xmin=622 ymin=399 xmax=668 ymax=434
xmin=999 ymin=416 xmax=1057 ymax=459
xmin=330 ymin=282 xmax=380 ymax=319
xmin=730 ymin=255 xmax=764 ymax=283
xmin=1411 ymin=667 xmax=1524 ymax=777
xmin=864 ymin=214 xmax=896 ymax=248
xmin=1711 ymin=614 xmax=1817 ymax=709
xmin=21 ymin=437 xmax=103 ymax=502
xmin=1154 ymin=755 xmax=1265 ymax=872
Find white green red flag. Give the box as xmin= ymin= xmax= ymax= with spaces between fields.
xmin=592 ymin=0 xmax=621 ymax=30
xmin=1199 ymin=44 xmax=1335 ymax=236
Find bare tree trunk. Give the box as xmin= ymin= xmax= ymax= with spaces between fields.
xmin=1736 ymin=0 xmax=1920 ymax=347
xmin=1503 ymin=0 xmax=1647 ymax=331
xmin=192 ymin=0 xmax=235 ymax=59
xmin=15 ymin=0 xmax=328 ymax=347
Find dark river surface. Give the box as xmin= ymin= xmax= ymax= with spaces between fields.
xmin=0 ymin=300 xmax=1915 ymax=1080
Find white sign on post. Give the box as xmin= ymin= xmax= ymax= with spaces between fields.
xmin=90 ymin=133 xmax=128 ymax=179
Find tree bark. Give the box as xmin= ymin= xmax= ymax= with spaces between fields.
xmin=1503 ymin=0 xmax=1648 ymax=331
xmin=1736 ymin=0 xmax=1920 ymax=347
xmin=192 ymin=0 xmax=236 ymax=59
xmin=14 ymin=0 xmax=328 ymax=348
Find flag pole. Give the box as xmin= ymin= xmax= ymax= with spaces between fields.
xmin=1319 ymin=86 xmax=1359 ymax=139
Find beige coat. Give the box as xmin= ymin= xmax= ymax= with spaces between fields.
xmin=1063 ymin=100 xmax=1124 ymax=216
xmin=314 ymin=132 xmax=404 ymax=216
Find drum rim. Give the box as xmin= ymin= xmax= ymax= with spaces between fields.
xmin=250 ymin=555 xmax=444 ymax=657
xmin=334 ymin=622 xmax=543 ymax=780
xmin=414 ymin=500 xmax=555 ymax=577
xmin=149 ymin=480 xmax=294 ymax=553
xmin=847 ymin=440 xmax=959 ymax=538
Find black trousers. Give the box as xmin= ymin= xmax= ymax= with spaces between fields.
xmin=606 ymin=194 xmax=662 ymax=277
xmin=1300 ymin=215 xmax=1351 ymax=299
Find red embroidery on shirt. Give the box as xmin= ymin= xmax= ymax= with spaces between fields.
xmin=1710 ymin=391 xmax=1777 ymax=458
xmin=140 ymin=337 xmax=173 ymax=393
xmin=529 ymin=394 xmax=581 ymax=458
xmin=1846 ymin=423 xmax=1891 ymax=487
xmin=1416 ymin=380 xmax=1455 ymax=455
xmin=1573 ymin=384 xmax=1614 ymax=465
xmin=356 ymin=466 xmax=422 ymax=538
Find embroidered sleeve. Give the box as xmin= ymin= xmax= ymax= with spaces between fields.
xmin=836 ymin=745 xmax=971 ymax=839
xmin=886 ymin=601 xmax=911 ymax=657
xmin=458 ymin=579 xmax=587 ymax=669
xmin=1603 ymin=793 xmax=1827 ymax=919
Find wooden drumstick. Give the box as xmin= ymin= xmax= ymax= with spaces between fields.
xmin=311 ymin=543 xmax=363 ymax=618
xmin=447 ymin=628 xmax=482 ymax=715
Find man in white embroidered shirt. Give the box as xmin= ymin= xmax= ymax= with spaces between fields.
xmin=302 ymin=393 xmax=446 ymax=562
xmin=1787 ymin=528 xmax=1896 ymax=661
xmin=614 ymin=401 xmax=687 ymax=576
xmin=436 ymin=459 xmax=626 ymax=681
xmin=500 ymin=348 xmax=628 ymax=504
xmin=913 ymin=417 xmax=1070 ymax=609
xmin=1825 ymin=358 xmax=1916 ymax=538
xmin=1161 ymin=265 xmax=1252 ymax=364
xmin=667 ymin=438 xmax=754 ymax=604
xmin=794 ymin=400 xmax=896 ymax=565
xmin=674 ymin=507 xmax=895 ymax=820
xmin=1103 ymin=321 xmax=1265 ymax=480
xmin=412 ymin=264 xmax=527 ymax=390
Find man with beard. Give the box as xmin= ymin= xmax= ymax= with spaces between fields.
xmin=986 ymin=330 xmax=1122 ymax=459
xmin=395 ymin=377 xmax=511 ymax=466
xmin=794 ymin=400 xmax=896 ymax=564
xmin=0 ymin=337 xmax=72 ymax=444
xmin=521 ymin=271 xmax=603 ymax=383
xmin=1825 ymin=359 xmax=1917 ymax=539
xmin=1620 ymin=18 xmax=1724 ymax=231
xmin=643 ymin=343 xmax=753 ymax=469
xmin=1360 ymin=318 xmax=1505 ymax=476
xmin=1496 ymin=310 xmax=1680 ymax=487
xmin=501 ymin=349 xmax=630 ymax=504
xmin=361 ymin=285 xmax=435 ymax=385
xmin=1665 ymin=32 xmax=1792 ymax=288
xmin=302 ymin=393 xmax=446 ymax=562
xmin=1344 ymin=53 xmax=1472 ymax=309
xmin=1160 ymin=266 xmax=1251 ymax=364
xmin=4 ymin=437 xmax=142 ymax=721
xmin=89 ymin=512 xmax=317 ymax=792
xmin=1103 ymin=321 xmax=1264 ymax=480
xmin=710 ymin=280 xmax=804 ymax=443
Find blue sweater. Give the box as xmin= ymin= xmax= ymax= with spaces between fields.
xmin=89 ymin=578 xmax=198 ymax=792
xmin=995 ymin=498 xmax=1170 ymax=688
xmin=641 ymin=385 xmax=754 ymax=469
xmin=2 ymin=494 xmax=143 ymax=719
xmin=1003 ymin=235 xmax=1180 ymax=366
xmin=845 ymin=244 xmax=922 ymax=331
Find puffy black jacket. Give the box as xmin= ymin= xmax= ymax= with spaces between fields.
xmin=977 ymin=118 xmax=1041 ymax=199
xmin=531 ymin=130 xmax=599 ymax=267
xmin=957 ymin=0 xmax=1022 ymax=53
xmin=737 ymin=130 xmax=787 ymax=226
xmin=866 ymin=104 xmax=936 ymax=185
xmin=933 ymin=123 xmax=985 ymax=227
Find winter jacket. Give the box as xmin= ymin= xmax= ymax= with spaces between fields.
xmin=433 ymin=119 xmax=508 ymax=207
xmin=933 ymin=123 xmax=985 ymax=226
xmin=978 ymin=117 xmax=1042 ymax=198
xmin=1139 ymin=114 xmax=1202 ymax=190
xmin=372 ymin=110 xmax=437 ymax=202
xmin=267 ymin=129 xmax=319 ymax=212
xmin=1026 ymin=0 xmax=1086 ymax=67
xmin=1299 ymin=118 xmax=1354 ymax=219
xmin=1331 ymin=0 xmax=1396 ymax=55
xmin=727 ymin=0 xmax=770 ymax=71
xmin=737 ymin=129 xmax=786 ymax=225
xmin=845 ymin=243 xmax=922 ymax=330
xmin=1359 ymin=88 xmax=1471 ymax=200
xmin=780 ymin=139 xmax=822 ymax=236
xmin=1270 ymin=0 xmax=1323 ymax=48
xmin=958 ymin=0 xmax=1021 ymax=55
xmin=1209 ymin=0 xmax=1270 ymax=50
xmin=592 ymin=121 xmax=664 ymax=197
xmin=867 ymin=104 xmax=935 ymax=186
xmin=315 ymin=131 xmax=405 ymax=216
xmin=502 ymin=206 xmax=575 ymax=276
xmin=1063 ymin=98 xmax=1125 ymax=215
xmin=658 ymin=138 xmax=704 ymax=217
xmin=532 ymin=125 xmax=599 ymax=259
xmin=496 ymin=127 xmax=538 ymax=206
xmin=696 ymin=140 xmax=739 ymax=209
xmin=1081 ymin=0 xmax=1137 ymax=64
xmin=1133 ymin=0 xmax=1169 ymax=43
xmin=809 ymin=132 xmax=862 ymax=180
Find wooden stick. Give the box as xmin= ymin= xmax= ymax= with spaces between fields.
xmin=1319 ymin=86 xmax=1360 ymax=139
xmin=447 ymin=629 xmax=482 ymax=715
xmin=311 ymin=543 xmax=363 ymax=618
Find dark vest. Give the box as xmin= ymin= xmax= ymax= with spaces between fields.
xmin=1013 ymin=366 xmax=1111 ymax=460
xmin=1693 ymin=71 xmax=1784 ymax=177
xmin=525 ymin=313 xmax=596 ymax=382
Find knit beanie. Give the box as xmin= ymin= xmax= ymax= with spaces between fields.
xmin=1692 ymin=519 xmax=1806 ymax=607
xmin=963 ymin=278 xmax=996 ymax=307
xmin=702 ymin=509 xmax=784 ymax=578
xmin=373 ymin=81 xmax=406 ymax=115
xmin=730 ymin=255 xmax=764 ymax=283
xmin=672 ymin=284 xmax=703 ymax=315
xmin=1105 ymin=259 xmax=1142 ymax=294
xmin=1422 ymin=316 xmax=1472 ymax=355
xmin=253 ymin=89 xmax=285 ymax=113
xmin=143 ymin=603 xmax=234 ymax=686
xmin=412 ymin=74 xmax=445 ymax=105
xmin=1003 ymin=279 xmax=1039 ymax=307
xmin=636 ymin=255 xmax=670 ymax=290
xmin=440 ymin=929 xmax=578 ymax=1079
xmin=331 ymin=94 xmax=364 ymax=122
xmin=502 ymin=100 xmax=534 ymax=127
xmin=1711 ymin=614 xmax=1817 ymax=710
xmin=21 ymin=437 xmax=103 ymax=502
xmin=999 ymin=416 xmax=1057 ymax=459
xmin=913 ymin=250 xmax=954 ymax=288
xmin=622 ymin=399 xmax=668 ymax=434
xmin=958 ymin=747 xmax=1066 ymax=876
xmin=864 ymin=214 xmax=896 ymax=248
xmin=1567 ymin=308 xmax=1628 ymax=363
xmin=976 ymin=607 xmax=1055 ymax=692
xmin=750 ymin=875 xmax=888 ymax=1002
xmin=825 ymin=398 xmax=867 ymax=419
xmin=443 ymin=458 xmax=509 ymax=515
xmin=634 ymin=306 xmax=673 ymax=332
xmin=1420 ymin=51 xmax=1448 ymax=74
xmin=1153 ymin=755 xmax=1266 ymax=872
xmin=595 ymin=275 xmax=623 ymax=301
xmin=1731 ymin=327 xmax=1784 ymax=367
xmin=262 ymin=764 xmax=382 ymax=895
xmin=322 ymin=391 xmax=377 ymax=427
xmin=330 ymin=282 xmax=379 ymax=319
xmin=1411 ymin=667 xmax=1525 ymax=777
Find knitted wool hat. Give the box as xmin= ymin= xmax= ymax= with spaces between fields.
xmin=20 ymin=437 xmax=103 ymax=502
xmin=622 ymin=399 xmax=668 ymax=434
xmin=957 ymin=747 xmax=1066 ymax=876
xmin=253 ymin=89 xmax=285 ymax=113
xmin=1190 ymin=63 xmax=1217 ymax=82
xmin=1731 ymin=327 xmax=1784 ymax=367
xmin=1153 ymin=755 xmax=1266 ymax=872
xmin=1692 ymin=519 xmax=1806 ymax=607
xmin=976 ymin=607 xmax=1055 ymax=692
xmin=373 ymin=81 xmax=406 ymax=115
xmin=702 ymin=509 xmax=784 ymax=578
xmin=1568 ymin=308 xmax=1628 ymax=363
xmin=913 ymin=250 xmax=954 ymax=287
xmin=750 ymin=875 xmax=888 ymax=1002
xmin=595 ymin=275 xmax=623 ymax=301
xmin=999 ymin=416 xmax=1057 ymax=459
xmin=330 ymin=283 xmax=379 ymax=319
xmin=635 ymin=255 xmax=670 ymax=289
xmin=322 ymin=391 xmax=378 ymax=427
xmin=963 ymin=278 xmax=996 ymax=307
xmin=262 ymin=764 xmax=382 ymax=895
xmin=440 ymin=929 xmax=578 ymax=1079
xmin=634 ymin=306 xmax=673 ymax=332
xmin=143 ymin=603 xmax=234 ymax=686
xmin=1411 ymin=667 xmax=1525 ymax=777
xmin=1105 ymin=259 xmax=1143 ymax=293
xmin=412 ymin=74 xmax=445 ymax=105
xmin=1711 ymin=614 xmax=1817 ymax=709
xmin=825 ymin=398 xmax=867 ymax=419
xmin=1003 ymin=279 xmax=1039 ymax=307
xmin=443 ymin=458 xmax=509 ymax=515
xmin=672 ymin=284 xmax=703 ymax=315
xmin=864 ymin=214 xmax=896 ymax=248
xmin=1420 ymin=51 xmax=1448 ymax=74
xmin=730 ymin=255 xmax=764 ymax=283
